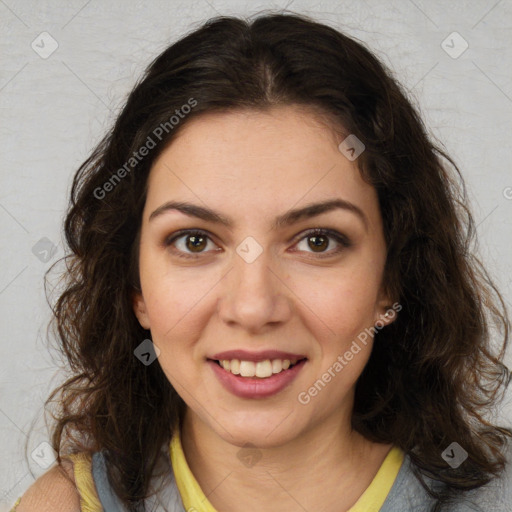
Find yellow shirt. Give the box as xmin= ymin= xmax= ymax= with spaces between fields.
xmin=10 ymin=432 xmax=404 ymax=512
xmin=171 ymin=433 xmax=404 ymax=512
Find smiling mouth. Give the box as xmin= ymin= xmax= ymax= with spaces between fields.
xmin=209 ymin=358 xmax=307 ymax=379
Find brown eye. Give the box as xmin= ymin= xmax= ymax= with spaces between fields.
xmin=294 ymin=228 xmax=352 ymax=257
xmin=185 ymin=233 xmax=208 ymax=252
xmin=307 ymin=233 xmax=329 ymax=252
xmin=164 ymin=229 xmax=218 ymax=259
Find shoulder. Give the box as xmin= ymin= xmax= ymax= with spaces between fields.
xmin=380 ymin=450 xmax=438 ymax=511
xmin=382 ymin=439 xmax=512 ymax=512
xmin=14 ymin=458 xmax=81 ymax=512
xmin=457 ymin=438 xmax=512 ymax=511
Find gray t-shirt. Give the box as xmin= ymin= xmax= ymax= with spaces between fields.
xmin=91 ymin=442 xmax=512 ymax=512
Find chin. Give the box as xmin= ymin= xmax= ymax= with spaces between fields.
xmin=211 ymin=410 xmax=304 ymax=449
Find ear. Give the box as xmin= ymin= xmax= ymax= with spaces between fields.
xmin=374 ymin=285 xmax=400 ymax=328
xmin=131 ymin=290 xmax=151 ymax=330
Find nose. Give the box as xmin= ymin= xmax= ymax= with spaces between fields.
xmin=217 ymin=244 xmax=293 ymax=334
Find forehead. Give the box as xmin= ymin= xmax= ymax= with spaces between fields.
xmin=144 ymin=106 xmax=381 ymax=230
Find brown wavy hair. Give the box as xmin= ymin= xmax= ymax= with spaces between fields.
xmin=41 ymin=11 xmax=511 ymax=511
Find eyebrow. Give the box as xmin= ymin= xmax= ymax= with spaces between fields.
xmin=149 ymin=198 xmax=368 ymax=231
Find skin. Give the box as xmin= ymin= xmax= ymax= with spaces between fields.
xmin=132 ymin=105 xmax=397 ymax=512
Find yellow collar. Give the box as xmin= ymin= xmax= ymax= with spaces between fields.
xmin=170 ymin=431 xmax=404 ymax=512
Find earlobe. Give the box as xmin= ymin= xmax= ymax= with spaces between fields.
xmin=375 ymin=290 xmax=400 ymax=328
xmin=132 ymin=291 xmax=151 ymax=329
xmin=376 ymin=306 xmax=398 ymax=327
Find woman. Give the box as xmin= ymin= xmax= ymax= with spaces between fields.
xmin=12 ymin=12 xmax=512 ymax=512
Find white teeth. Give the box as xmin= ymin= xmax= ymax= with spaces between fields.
xmin=218 ymin=358 xmax=303 ymax=378
xmin=230 ymin=359 xmax=240 ymax=375
xmin=271 ymin=359 xmax=282 ymax=373
xmin=255 ymin=360 xmax=272 ymax=378
xmin=239 ymin=361 xmax=256 ymax=377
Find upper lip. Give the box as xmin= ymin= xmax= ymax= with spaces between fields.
xmin=209 ymin=350 xmax=307 ymax=362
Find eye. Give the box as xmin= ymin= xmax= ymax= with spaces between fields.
xmin=164 ymin=228 xmax=351 ymax=260
xmin=293 ymin=228 xmax=352 ymax=257
xmin=163 ymin=229 xmax=219 ymax=259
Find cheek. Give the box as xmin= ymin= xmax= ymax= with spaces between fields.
xmin=141 ymin=280 xmax=207 ymax=384
xmin=139 ymin=246 xmax=214 ymax=333
xmin=144 ymin=285 xmax=210 ymax=350
xmin=292 ymin=266 xmax=381 ymax=337
xmin=139 ymin=269 xmax=220 ymax=374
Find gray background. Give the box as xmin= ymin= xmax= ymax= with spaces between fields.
xmin=1 ymin=0 xmax=511 ymax=507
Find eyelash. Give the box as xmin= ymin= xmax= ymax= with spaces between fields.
xmin=163 ymin=228 xmax=352 ymax=260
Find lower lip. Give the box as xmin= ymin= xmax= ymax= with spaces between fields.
xmin=208 ymin=359 xmax=307 ymax=399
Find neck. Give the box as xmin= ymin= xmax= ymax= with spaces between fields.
xmin=180 ymin=410 xmax=392 ymax=512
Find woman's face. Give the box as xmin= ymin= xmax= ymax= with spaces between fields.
xmin=133 ymin=106 xmax=394 ymax=448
